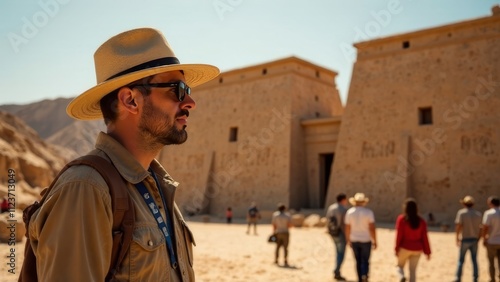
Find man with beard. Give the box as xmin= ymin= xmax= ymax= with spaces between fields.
xmin=26 ymin=28 xmax=219 ymax=281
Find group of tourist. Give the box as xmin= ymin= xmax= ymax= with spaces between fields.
xmin=326 ymin=193 xmax=500 ymax=282
xmin=326 ymin=193 xmax=378 ymax=282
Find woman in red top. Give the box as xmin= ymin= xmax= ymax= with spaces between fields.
xmin=395 ymin=198 xmax=431 ymax=282
xmin=1 ymin=197 xmax=9 ymax=213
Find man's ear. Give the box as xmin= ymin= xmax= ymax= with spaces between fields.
xmin=117 ymin=87 xmax=140 ymax=115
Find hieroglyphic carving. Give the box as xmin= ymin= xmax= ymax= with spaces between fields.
xmin=361 ymin=140 xmax=395 ymax=158
xmin=461 ymin=135 xmax=495 ymax=156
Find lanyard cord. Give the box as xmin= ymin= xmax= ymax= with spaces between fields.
xmin=134 ymin=170 xmax=178 ymax=269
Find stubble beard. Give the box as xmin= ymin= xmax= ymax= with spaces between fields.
xmin=139 ymin=100 xmax=188 ymax=149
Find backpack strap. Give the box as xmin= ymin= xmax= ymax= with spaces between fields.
xmin=19 ymin=155 xmax=135 ymax=282
xmin=21 ymin=157 xmax=88 ymax=239
xmin=68 ymin=155 xmax=135 ymax=281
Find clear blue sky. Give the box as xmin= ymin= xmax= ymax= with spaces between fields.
xmin=1 ymin=0 xmax=498 ymax=106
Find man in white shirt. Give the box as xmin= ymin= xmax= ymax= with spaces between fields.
xmin=453 ymin=195 xmax=482 ymax=282
xmin=483 ymin=196 xmax=500 ymax=282
xmin=345 ymin=193 xmax=377 ymax=282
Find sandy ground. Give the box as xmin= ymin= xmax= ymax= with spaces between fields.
xmin=0 ymin=218 xmax=493 ymax=282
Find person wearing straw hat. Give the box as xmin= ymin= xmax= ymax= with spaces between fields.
xmin=27 ymin=28 xmax=219 ymax=281
xmin=482 ymin=196 xmax=500 ymax=282
xmin=452 ymin=195 xmax=482 ymax=282
xmin=344 ymin=193 xmax=377 ymax=282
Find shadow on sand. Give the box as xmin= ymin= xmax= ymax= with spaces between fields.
xmin=275 ymin=263 xmax=302 ymax=270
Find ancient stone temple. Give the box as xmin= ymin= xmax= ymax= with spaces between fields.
xmin=326 ymin=7 xmax=500 ymax=223
xmin=160 ymin=7 xmax=500 ymax=223
xmin=159 ymin=57 xmax=343 ymax=218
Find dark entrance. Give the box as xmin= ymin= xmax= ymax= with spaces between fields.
xmin=319 ymin=153 xmax=334 ymax=208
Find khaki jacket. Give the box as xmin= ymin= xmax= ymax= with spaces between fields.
xmin=29 ymin=132 xmax=195 ymax=281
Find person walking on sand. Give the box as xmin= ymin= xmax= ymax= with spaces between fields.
xmin=326 ymin=193 xmax=349 ymax=281
xmin=247 ymin=201 xmax=261 ymax=235
xmin=395 ymin=198 xmax=431 ymax=282
xmin=453 ymin=195 xmax=482 ymax=282
xmin=272 ymin=203 xmax=292 ymax=266
xmin=1 ymin=197 xmax=9 ymax=213
xmin=226 ymin=207 xmax=233 ymax=224
xmin=482 ymin=195 xmax=500 ymax=282
xmin=345 ymin=193 xmax=377 ymax=282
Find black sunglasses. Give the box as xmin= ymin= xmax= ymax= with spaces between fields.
xmin=131 ymin=81 xmax=191 ymax=102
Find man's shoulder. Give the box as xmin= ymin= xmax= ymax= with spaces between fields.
xmin=345 ymin=207 xmax=360 ymax=217
xmin=485 ymin=208 xmax=500 ymax=217
xmin=364 ymin=207 xmax=375 ymax=216
xmin=456 ymin=208 xmax=468 ymax=216
xmin=346 ymin=206 xmax=355 ymax=214
xmin=50 ymin=163 xmax=110 ymax=195
xmin=327 ymin=203 xmax=339 ymax=211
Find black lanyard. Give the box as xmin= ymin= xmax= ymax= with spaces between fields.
xmin=134 ymin=170 xmax=177 ymax=269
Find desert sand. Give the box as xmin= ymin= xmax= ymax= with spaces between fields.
xmin=0 ymin=217 xmax=492 ymax=282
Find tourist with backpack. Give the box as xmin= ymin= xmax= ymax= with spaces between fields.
xmin=19 ymin=28 xmax=219 ymax=281
xmin=246 ymin=201 xmax=261 ymax=235
xmin=326 ymin=193 xmax=349 ymax=281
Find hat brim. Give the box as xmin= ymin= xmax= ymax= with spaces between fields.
xmin=67 ymin=64 xmax=219 ymax=120
xmin=459 ymin=199 xmax=473 ymax=205
xmin=349 ymin=197 xmax=369 ymax=205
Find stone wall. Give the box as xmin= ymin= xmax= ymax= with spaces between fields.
xmin=158 ymin=57 xmax=342 ymax=218
xmin=302 ymin=117 xmax=342 ymax=208
xmin=327 ymin=12 xmax=500 ymax=223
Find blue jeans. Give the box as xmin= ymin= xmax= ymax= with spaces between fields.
xmin=351 ymin=242 xmax=372 ymax=282
xmin=455 ymin=238 xmax=479 ymax=281
xmin=332 ymin=232 xmax=346 ymax=275
xmin=486 ymin=243 xmax=500 ymax=282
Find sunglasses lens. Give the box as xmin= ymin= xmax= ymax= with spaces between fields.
xmin=178 ymin=82 xmax=190 ymax=102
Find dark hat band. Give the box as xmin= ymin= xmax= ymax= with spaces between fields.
xmin=106 ymin=57 xmax=180 ymax=81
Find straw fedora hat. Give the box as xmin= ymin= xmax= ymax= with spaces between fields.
xmin=67 ymin=28 xmax=220 ymax=120
xmin=349 ymin=193 xmax=369 ymax=205
xmin=459 ymin=195 xmax=474 ymax=205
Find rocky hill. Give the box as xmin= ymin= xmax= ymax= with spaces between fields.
xmin=0 ymin=111 xmax=68 ymax=209
xmin=0 ymin=98 xmax=105 ymax=156
xmin=0 ymin=98 xmax=75 ymax=138
xmin=47 ymin=120 xmax=105 ymax=157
